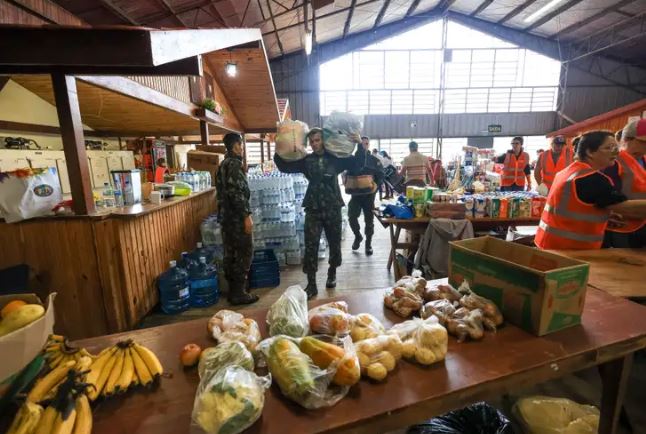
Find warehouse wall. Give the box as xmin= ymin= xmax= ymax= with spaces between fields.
xmin=270 ymin=54 xmax=320 ymax=128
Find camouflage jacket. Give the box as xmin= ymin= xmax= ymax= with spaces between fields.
xmin=215 ymin=153 xmax=251 ymax=221
xmin=273 ymin=146 xmax=366 ymax=210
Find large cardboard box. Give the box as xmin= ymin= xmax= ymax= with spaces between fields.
xmin=448 ymin=237 xmax=589 ymax=336
xmin=0 ymin=293 xmax=56 ymax=384
xmin=187 ymin=151 xmax=221 ymax=185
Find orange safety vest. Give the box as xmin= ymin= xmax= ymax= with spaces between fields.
xmin=501 ymin=151 xmax=529 ymax=187
xmin=154 ymin=166 xmax=168 ymax=184
xmin=609 ymin=150 xmax=646 ymax=233
xmin=535 ymin=161 xmax=610 ymax=250
xmin=540 ymin=146 xmax=573 ymax=189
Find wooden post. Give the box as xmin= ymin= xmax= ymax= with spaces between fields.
xmin=266 ymin=140 xmax=271 ymax=160
xmin=199 ymin=120 xmax=209 ymax=146
xmin=51 ymin=74 xmax=95 ymax=215
xmin=242 ymin=135 xmax=248 ymax=168
xmin=260 ymin=138 xmax=265 ymax=164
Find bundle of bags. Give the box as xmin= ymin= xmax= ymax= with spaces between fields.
xmin=323 ymin=111 xmax=363 ymax=158
xmin=275 ymin=120 xmax=309 ymax=161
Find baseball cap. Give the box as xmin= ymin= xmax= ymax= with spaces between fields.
xmin=622 ymin=119 xmax=646 ymax=140
xmin=553 ymin=135 xmax=566 ymax=145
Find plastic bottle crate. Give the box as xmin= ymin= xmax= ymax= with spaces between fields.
xmin=249 ymin=249 xmax=280 ymax=289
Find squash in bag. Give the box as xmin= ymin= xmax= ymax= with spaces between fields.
xmin=267 ymin=337 xmax=315 ymax=400
xmin=299 ymin=337 xmax=360 ymax=387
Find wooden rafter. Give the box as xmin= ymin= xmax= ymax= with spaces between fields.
xmin=241 ymin=0 xmax=253 ymax=25
xmin=343 ymin=0 xmax=357 ymax=38
xmin=100 ymin=0 xmax=138 ymax=25
xmin=312 ymin=3 xmax=317 ymax=49
xmin=498 ymin=0 xmax=537 ymax=24
xmin=266 ymin=0 xmax=285 ymax=56
xmin=253 ymin=0 xmax=304 ymax=26
xmin=552 ymin=0 xmax=636 ymax=39
xmin=270 ymin=0 xmax=289 ymax=12
xmin=205 ymin=3 xmax=228 ymax=26
xmin=139 ymin=0 xmax=211 ymax=24
xmin=256 ymin=0 xmax=267 ymax=20
xmin=470 ymin=0 xmax=493 ymax=16
xmin=373 ymin=0 xmax=391 ymax=28
xmin=406 ymin=0 xmax=422 ymax=17
xmin=525 ymin=0 xmax=584 ymax=32
xmin=155 ymin=0 xmax=188 ymax=26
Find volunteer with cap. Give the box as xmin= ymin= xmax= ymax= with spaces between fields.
xmin=535 ymin=130 xmax=646 ymax=250
xmin=603 ymin=119 xmax=646 ymax=247
xmin=495 ymin=136 xmax=531 ymax=191
xmin=534 ymin=135 xmax=573 ymax=192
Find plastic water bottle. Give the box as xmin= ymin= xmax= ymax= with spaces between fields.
xmin=102 ymin=182 xmax=115 ymax=207
xmin=178 ymin=251 xmax=196 ymax=270
xmin=124 ymin=180 xmax=133 ymax=205
xmin=189 ymin=257 xmax=219 ymax=307
xmin=190 ymin=242 xmax=214 ymax=264
xmin=158 ymin=260 xmax=190 ymax=314
xmin=114 ymin=189 xmax=124 ymax=207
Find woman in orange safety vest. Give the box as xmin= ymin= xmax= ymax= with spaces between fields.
xmin=535 ymin=130 xmax=646 ymax=250
xmin=495 ymin=136 xmax=531 ymax=192
xmin=154 ymin=157 xmax=169 ymax=184
xmin=533 ymin=135 xmax=573 ymax=190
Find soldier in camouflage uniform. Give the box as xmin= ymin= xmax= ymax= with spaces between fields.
xmin=274 ymin=128 xmax=365 ymax=299
xmin=215 ymin=133 xmax=258 ymax=305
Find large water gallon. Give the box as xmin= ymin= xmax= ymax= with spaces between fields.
xmin=158 ymin=260 xmax=190 ymax=314
xmin=189 ymin=257 xmax=219 ymax=307
xmin=190 ymin=242 xmax=215 ymax=264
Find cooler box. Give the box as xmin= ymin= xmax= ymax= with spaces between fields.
xmin=448 ymin=237 xmax=589 ymax=336
xmin=249 ymin=249 xmax=280 ymax=289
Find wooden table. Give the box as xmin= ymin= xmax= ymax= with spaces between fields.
xmin=373 ymin=211 xmax=539 ymax=271
xmin=549 ymin=249 xmax=646 ymax=299
xmin=73 ymin=285 xmax=646 ymax=434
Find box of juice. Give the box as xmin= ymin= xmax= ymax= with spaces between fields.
xmin=499 ymin=198 xmax=509 ymax=218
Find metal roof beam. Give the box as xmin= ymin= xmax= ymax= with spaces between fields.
xmin=498 ymin=0 xmax=537 ymax=24
xmin=470 ymin=0 xmax=493 ymax=16
xmin=100 ymin=0 xmax=138 ymax=25
xmin=406 ymin=0 xmax=422 ymax=17
xmin=552 ymin=0 xmax=636 ymax=39
xmin=343 ymin=0 xmax=358 ymax=38
xmin=154 ymin=0 xmax=188 ymax=26
xmin=373 ymin=0 xmax=392 ymax=28
xmin=525 ymin=0 xmax=584 ymax=32
xmin=266 ymin=0 xmax=285 ymax=56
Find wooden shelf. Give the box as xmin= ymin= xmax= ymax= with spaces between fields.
xmin=194 ymin=107 xmax=224 ymax=125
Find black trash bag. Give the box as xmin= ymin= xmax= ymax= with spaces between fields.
xmin=407 ymin=402 xmax=515 ymax=434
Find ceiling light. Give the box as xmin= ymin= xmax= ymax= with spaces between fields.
xmin=225 ymin=62 xmax=237 ymax=77
xmin=524 ymin=0 xmax=566 ymax=23
xmin=304 ymin=30 xmax=313 ymax=55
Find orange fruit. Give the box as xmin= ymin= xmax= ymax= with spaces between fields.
xmin=1 ymin=300 xmax=27 ymax=319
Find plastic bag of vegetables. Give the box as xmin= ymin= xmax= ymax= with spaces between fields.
xmin=266 ymin=285 xmax=309 ymax=337
xmin=387 ymin=316 xmax=448 ymax=366
xmin=198 ymin=342 xmax=255 ymax=380
xmin=350 ymin=313 xmax=386 ymax=341
xmin=308 ymin=301 xmax=352 ymax=336
xmin=322 ymin=112 xmax=363 ymax=158
xmin=167 ymin=181 xmax=192 ymax=196
xmin=192 ymin=365 xmax=270 ymax=434
xmin=207 ymin=310 xmax=262 ymax=352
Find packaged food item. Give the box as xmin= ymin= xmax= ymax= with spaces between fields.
xmin=459 ymin=284 xmax=504 ymax=331
xmin=489 ymin=197 xmax=501 ymax=218
xmin=420 ymin=299 xmax=457 ymax=325
xmin=308 ymin=301 xmax=352 ymax=336
xmin=275 ymin=120 xmax=309 ymax=161
xmin=406 ymin=185 xmax=415 ymax=199
xmin=350 ymin=313 xmax=386 ymax=342
xmin=499 ymin=198 xmax=509 ymax=218
xmin=388 ymin=316 xmax=448 ymax=366
xmin=299 ymin=335 xmax=360 ymax=387
xmin=422 ymin=282 xmax=461 ymax=303
xmin=513 ymin=395 xmax=599 ymax=434
xmin=207 ymin=310 xmax=262 ymax=352
xmin=0 ymin=168 xmax=62 ymax=223
xmin=322 ymin=112 xmax=363 ymax=158
xmin=510 ymin=197 xmax=520 ymax=218
xmin=198 ymin=342 xmax=255 ymax=380
xmin=192 ymin=365 xmax=269 ymax=434
xmin=266 ymin=286 xmax=309 ymax=337
xmin=446 ymin=307 xmax=485 ymax=342
xmin=519 ymin=198 xmax=532 ymax=217
xmin=354 ymin=334 xmax=403 ymax=381
xmin=531 ymin=196 xmax=546 ymax=217
xmin=384 ymin=286 xmax=423 ymax=318
xmin=394 ymin=273 xmax=427 ymax=296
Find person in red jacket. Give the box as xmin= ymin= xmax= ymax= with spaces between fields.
xmin=154 ymin=158 xmax=169 ymax=184
xmin=495 ymin=136 xmax=531 ymax=191
xmin=534 ymin=135 xmax=573 ymax=191
xmin=535 ymin=130 xmax=646 ymax=250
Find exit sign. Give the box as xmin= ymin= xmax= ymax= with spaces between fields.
xmin=488 ymin=124 xmax=502 ymax=133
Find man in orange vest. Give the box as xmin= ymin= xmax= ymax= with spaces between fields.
xmin=495 ymin=136 xmax=531 ymax=192
xmin=534 ymin=135 xmax=573 ymax=191
xmin=603 ymin=119 xmax=646 ymax=247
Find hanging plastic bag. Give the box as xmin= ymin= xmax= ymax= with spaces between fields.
xmin=198 ymin=342 xmax=255 ymax=380
xmin=266 ymin=285 xmax=309 ymax=337
xmin=513 ymin=396 xmax=599 ymax=434
xmin=407 ymin=402 xmax=515 ymax=434
xmin=0 ymin=168 xmax=62 ymax=223
xmin=192 ymin=365 xmax=270 ymax=434
xmin=275 ymin=120 xmax=309 ymax=161
xmin=388 ymin=316 xmax=448 ymax=366
xmin=308 ymin=301 xmax=352 ymax=336
xmin=207 ymin=310 xmax=262 ymax=352
xmin=323 ymin=111 xmax=363 ymax=158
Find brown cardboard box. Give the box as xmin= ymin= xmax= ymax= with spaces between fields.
xmin=0 ymin=293 xmax=56 ymax=383
xmin=187 ymin=151 xmax=221 ymax=185
xmin=448 ymin=237 xmax=589 ymax=336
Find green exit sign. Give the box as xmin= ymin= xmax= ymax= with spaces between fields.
xmin=488 ymin=124 xmax=502 ymax=133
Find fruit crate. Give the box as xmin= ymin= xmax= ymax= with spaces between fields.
xmin=249 ymin=249 xmax=280 ymax=289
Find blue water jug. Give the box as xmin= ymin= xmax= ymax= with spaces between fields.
xmin=189 ymin=242 xmax=215 ymax=264
xmin=158 ymin=260 xmax=190 ymax=314
xmin=178 ymin=251 xmax=196 ymax=271
xmin=189 ymin=256 xmax=219 ymax=307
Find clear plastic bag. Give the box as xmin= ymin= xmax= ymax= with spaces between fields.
xmin=192 ymin=365 xmax=270 ymax=434
xmin=207 ymin=310 xmax=262 ymax=352
xmin=395 ymin=271 xmax=427 ymax=297
xmin=458 ymin=282 xmax=504 ymax=331
xmin=322 ymin=112 xmax=363 ymax=158
xmin=275 ymin=120 xmax=309 ymax=161
xmin=420 ymin=299 xmax=457 ymax=324
xmin=388 ymin=316 xmax=448 ymax=366
xmin=422 ymin=281 xmax=462 ymax=303
xmin=446 ymin=307 xmax=485 ymax=342
xmin=350 ymin=313 xmax=386 ymax=342
xmin=384 ymin=285 xmax=424 ymax=318
xmin=308 ymin=301 xmax=352 ymax=336
xmin=266 ymin=285 xmax=309 ymax=337
xmin=198 ymin=342 xmax=255 ymax=380
xmin=513 ymin=396 xmax=599 ymax=434
xmin=355 ymin=334 xmax=403 ymax=381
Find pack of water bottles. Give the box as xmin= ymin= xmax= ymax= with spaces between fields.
xmin=175 ymin=171 xmax=212 ymax=193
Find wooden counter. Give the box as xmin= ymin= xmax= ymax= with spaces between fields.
xmin=0 ymin=189 xmax=216 ymax=339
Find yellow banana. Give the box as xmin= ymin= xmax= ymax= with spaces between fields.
xmin=48 ymin=352 xmax=64 ymax=369
xmin=27 ymin=360 xmax=76 ymax=403
xmin=115 ymin=348 xmax=134 ymax=393
xmin=85 ymin=346 xmax=117 ymax=398
xmin=50 ymin=407 xmax=76 ymax=434
xmin=33 ymin=406 xmax=58 ymax=434
xmin=103 ymin=349 xmax=125 ymax=397
xmin=6 ymin=402 xmax=43 ymax=434
xmin=48 ymin=334 xmax=65 ymax=343
xmin=71 ymin=395 xmax=92 ymax=434
xmin=88 ymin=349 xmax=118 ymax=401
xmin=133 ymin=344 xmax=163 ymax=378
xmin=45 ymin=343 xmax=62 ymax=352
xmin=129 ymin=347 xmax=153 ymax=387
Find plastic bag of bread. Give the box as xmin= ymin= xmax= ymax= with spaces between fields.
xmin=275 ymin=120 xmax=309 ymax=161
xmin=354 ymin=334 xmax=403 ymax=381
xmin=207 ymin=310 xmax=262 ymax=352
xmin=388 ymin=316 xmax=448 ymax=366
xmin=422 ymin=281 xmax=462 ymax=303
xmin=395 ymin=272 xmax=427 ymax=297
xmin=266 ymin=285 xmax=309 ymax=337
xmin=420 ymin=299 xmax=457 ymax=325
xmin=446 ymin=308 xmax=485 ymax=342
xmin=513 ymin=395 xmax=599 ymax=434
xmin=308 ymin=301 xmax=352 ymax=336
xmin=458 ymin=282 xmax=504 ymax=330
xmin=384 ymin=286 xmax=423 ymax=318
xmin=350 ymin=313 xmax=386 ymax=342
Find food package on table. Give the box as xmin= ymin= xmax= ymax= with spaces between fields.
xmin=192 ymin=365 xmax=270 ymax=434
xmin=513 ymin=395 xmax=599 ymax=434
xmin=322 ymin=112 xmax=363 ymax=158
xmin=207 ymin=310 xmax=262 ymax=352
xmin=394 ymin=273 xmax=427 ymax=297
xmin=0 ymin=168 xmax=62 ymax=223
xmin=354 ymin=334 xmax=403 ymax=381
xmin=350 ymin=313 xmax=386 ymax=342
xmin=458 ymin=282 xmax=504 ymax=331
xmin=275 ymin=120 xmax=309 ymax=161
xmin=446 ymin=307 xmax=485 ymax=342
xmin=387 ymin=316 xmax=447 ymax=366
xmin=198 ymin=342 xmax=255 ymax=380
xmin=422 ymin=281 xmax=462 ymax=303
xmin=384 ymin=286 xmax=423 ymax=318
xmin=258 ymin=335 xmax=353 ymax=409
xmin=266 ymin=285 xmax=309 ymax=337
xmin=420 ymin=299 xmax=457 ymax=325
xmin=167 ymin=181 xmax=192 ymax=196
xmin=299 ymin=335 xmax=360 ymax=387
xmin=308 ymin=301 xmax=352 ymax=336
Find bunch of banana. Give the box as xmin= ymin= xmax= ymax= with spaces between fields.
xmin=85 ymin=339 xmax=163 ymax=401
xmin=27 ymin=356 xmax=93 ymax=404
xmin=44 ymin=335 xmax=94 ymax=370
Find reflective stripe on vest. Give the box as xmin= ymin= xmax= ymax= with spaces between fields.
xmin=501 ymin=152 xmax=528 ymax=186
xmin=609 ymin=150 xmax=646 ymax=233
xmin=538 ymin=221 xmax=605 ymax=243
xmin=542 ymin=147 xmax=573 ymax=188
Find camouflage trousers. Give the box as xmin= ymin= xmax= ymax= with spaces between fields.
xmin=221 ymin=220 xmax=253 ymax=285
xmin=348 ymin=193 xmax=375 ymax=238
xmin=303 ymin=207 xmax=342 ymax=274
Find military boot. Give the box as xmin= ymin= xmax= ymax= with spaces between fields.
xmin=305 ymin=273 xmax=318 ymax=300
xmin=326 ymin=267 xmax=337 ymax=289
xmin=228 ymin=279 xmax=259 ymax=305
xmin=352 ymin=234 xmax=363 ymax=251
xmin=365 ymin=236 xmax=373 ymax=256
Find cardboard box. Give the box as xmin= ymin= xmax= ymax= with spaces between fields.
xmin=187 ymin=151 xmax=221 ymax=185
xmin=448 ymin=237 xmax=589 ymax=336
xmin=0 ymin=293 xmax=56 ymax=383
